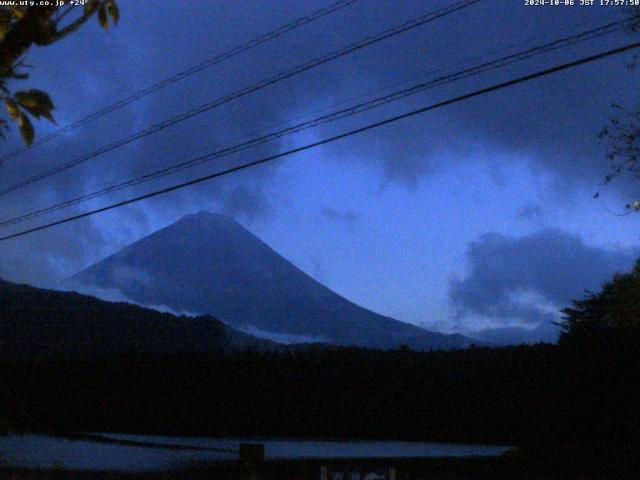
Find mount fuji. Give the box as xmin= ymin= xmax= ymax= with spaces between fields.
xmin=68 ymin=212 xmax=476 ymax=350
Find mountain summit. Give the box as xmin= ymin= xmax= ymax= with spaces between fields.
xmin=69 ymin=211 xmax=474 ymax=350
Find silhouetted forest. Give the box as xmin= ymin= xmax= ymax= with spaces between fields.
xmin=0 ymin=278 xmax=276 ymax=360
xmin=2 ymin=341 xmax=638 ymax=447
xmin=2 ymin=262 xmax=640 ymax=449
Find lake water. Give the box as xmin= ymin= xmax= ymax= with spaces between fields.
xmin=0 ymin=433 xmax=511 ymax=471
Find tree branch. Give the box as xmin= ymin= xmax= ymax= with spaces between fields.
xmin=0 ymin=6 xmax=57 ymax=76
xmin=0 ymin=2 xmax=105 ymax=75
xmin=40 ymin=2 xmax=104 ymax=45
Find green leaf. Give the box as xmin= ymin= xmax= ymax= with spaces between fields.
xmin=5 ymin=99 xmax=19 ymax=119
xmin=98 ymin=5 xmax=109 ymax=31
xmin=18 ymin=112 xmax=34 ymax=146
xmin=107 ymin=0 xmax=119 ymax=25
xmin=15 ymin=89 xmax=54 ymax=111
xmin=41 ymin=110 xmax=56 ymax=124
xmin=14 ymin=89 xmax=56 ymax=124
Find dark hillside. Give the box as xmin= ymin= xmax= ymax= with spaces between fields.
xmin=0 ymin=278 xmax=275 ymax=360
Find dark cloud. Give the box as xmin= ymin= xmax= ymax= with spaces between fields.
xmin=450 ymin=228 xmax=639 ymax=326
xmin=277 ymin=0 xmax=640 ymax=199
xmin=320 ymin=207 xmax=362 ymax=227
xmin=219 ymin=181 xmax=272 ymax=220
xmin=516 ymin=203 xmax=546 ymax=223
xmin=0 ymin=215 xmax=109 ymax=287
xmin=0 ymin=0 xmax=638 ymax=287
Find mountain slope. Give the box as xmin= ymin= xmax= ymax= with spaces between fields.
xmin=0 ymin=278 xmax=275 ymax=360
xmin=69 ymin=211 xmax=475 ymax=350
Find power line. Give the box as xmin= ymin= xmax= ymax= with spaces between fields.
xmin=1 ymin=40 xmax=638 ymax=242
xmin=0 ymin=0 xmax=359 ymax=163
xmin=0 ymin=16 xmax=629 ymax=229
xmin=0 ymin=0 xmax=482 ymax=199
xmin=0 ymin=22 xmax=630 ymax=229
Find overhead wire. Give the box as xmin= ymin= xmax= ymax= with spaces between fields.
xmin=0 ymin=0 xmax=359 ymax=162
xmin=0 ymin=15 xmax=631 ymax=229
xmin=1 ymin=40 xmax=638 ymax=242
xmin=0 ymin=0 xmax=482 ymax=199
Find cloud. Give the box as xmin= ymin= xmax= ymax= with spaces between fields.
xmin=320 ymin=207 xmax=362 ymax=228
xmin=236 ymin=324 xmax=327 ymax=345
xmin=62 ymin=280 xmax=199 ymax=318
xmin=468 ymin=321 xmax=561 ymax=346
xmin=449 ymin=228 xmax=639 ymax=327
xmin=516 ymin=203 xmax=546 ymax=223
xmin=0 ymin=0 xmax=637 ymax=290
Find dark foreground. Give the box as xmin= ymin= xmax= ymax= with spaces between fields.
xmin=4 ymin=342 xmax=640 ymax=446
xmin=2 ymin=447 xmax=640 ymax=480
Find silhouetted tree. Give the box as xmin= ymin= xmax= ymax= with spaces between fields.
xmin=597 ymin=7 xmax=640 ymax=210
xmin=0 ymin=1 xmax=119 ymax=145
xmin=559 ymin=260 xmax=640 ymax=348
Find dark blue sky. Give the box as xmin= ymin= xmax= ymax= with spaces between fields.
xmin=0 ymin=0 xmax=639 ymax=338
